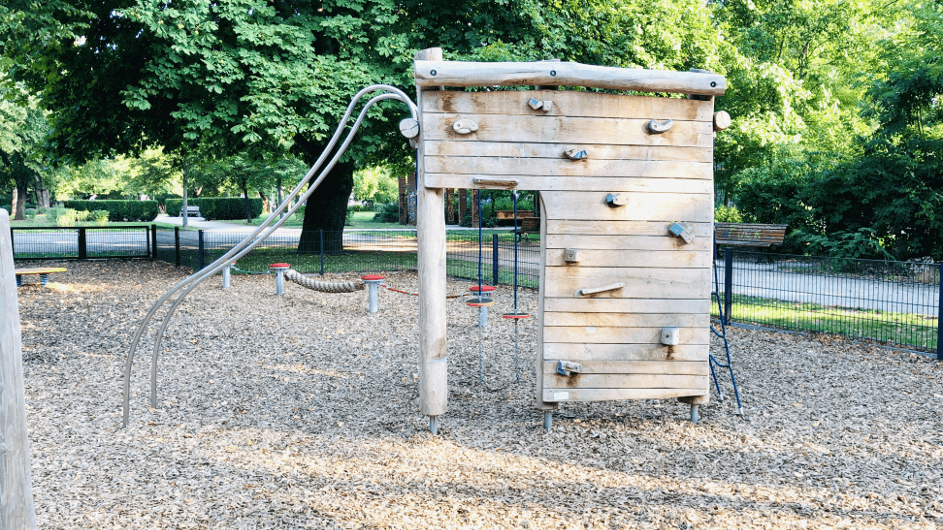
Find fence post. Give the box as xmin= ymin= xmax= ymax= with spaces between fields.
xmin=174 ymin=227 xmax=180 ymax=267
xmin=937 ymin=263 xmax=943 ymax=361
xmin=319 ymin=229 xmax=325 ymax=276
xmin=77 ymin=227 xmax=87 ymax=260
xmin=197 ymin=230 xmax=205 ymax=270
xmin=492 ymin=233 xmax=499 ymax=285
xmin=724 ymin=248 xmax=733 ymax=325
xmin=0 ymin=210 xmax=39 ymax=529
xmin=150 ymin=224 xmax=157 ymax=260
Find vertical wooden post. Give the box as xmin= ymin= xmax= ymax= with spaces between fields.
xmin=458 ymin=189 xmax=468 ymax=224
xmin=471 ymin=190 xmax=480 ymax=226
xmin=415 ymin=48 xmax=448 ymax=422
xmin=0 ymin=209 xmax=38 ymax=530
xmin=397 ymin=175 xmax=408 ymax=225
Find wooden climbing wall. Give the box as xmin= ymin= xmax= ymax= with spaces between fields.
xmin=419 ymin=88 xmax=715 ymax=408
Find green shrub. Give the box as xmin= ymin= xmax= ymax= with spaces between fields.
xmin=24 ymin=208 xmax=37 ymax=220
xmin=373 ymin=203 xmax=400 ymax=223
xmin=74 ymin=209 xmax=90 ymax=222
xmin=90 ymin=210 xmax=109 ymax=226
xmin=348 ymin=204 xmax=371 ymax=212
xmin=165 ymin=197 xmax=263 ymax=220
xmin=63 ymin=200 xmax=158 ymax=222
xmin=715 ymin=204 xmax=743 ymax=223
xmin=54 ymin=208 xmax=77 ymax=226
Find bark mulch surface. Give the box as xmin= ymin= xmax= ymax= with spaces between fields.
xmin=15 ymin=260 xmax=943 ymax=529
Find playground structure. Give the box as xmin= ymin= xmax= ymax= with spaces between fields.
xmin=122 ymin=49 xmax=733 ymax=433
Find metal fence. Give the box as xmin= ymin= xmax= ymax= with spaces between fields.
xmin=10 ymin=224 xmax=943 ymax=356
xmin=153 ymin=228 xmax=541 ymax=288
xmin=714 ymin=249 xmax=941 ymax=355
xmin=10 ymin=226 xmax=155 ymax=260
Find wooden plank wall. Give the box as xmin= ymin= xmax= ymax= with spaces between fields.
xmin=422 ymin=89 xmax=714 ymax=406
xmin=0 ymin=209 xmax=38 ymax=530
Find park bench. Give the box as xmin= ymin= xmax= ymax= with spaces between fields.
xmin=515 ymin=217 xmax=540 ymax=242
xmin=180 ymin=205 xmax=201 ymax=218
xmin=495 ymin=210 xmax=538 ymax=227
xmin=14 ymin=267 xmax=66 ymax=287
xmin=714 ymin=222 xmax=787 ymax=248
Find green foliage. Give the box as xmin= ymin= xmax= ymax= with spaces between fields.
xmin=52 ymin=207 xmax=76 ymax=226
xmin=373 ymin=203 xmax=400 ymax=223
xmin=353 ymin=166 xmax=398 ymax=205
xmin=90 ymin=209 xmax=109 ymax=226
xmin=790 ymin=228 xmax=896 ymax=261
xmin=714 ymin=205 xmax=743 ymax=223
xmin=63 ymin=200 xmax=159 ymax=222
xmin=165 ymin=197 xmax=262 ymax=221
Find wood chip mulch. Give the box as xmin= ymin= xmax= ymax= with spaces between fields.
xmin=15 ymin=260 xmax=943 ymax=529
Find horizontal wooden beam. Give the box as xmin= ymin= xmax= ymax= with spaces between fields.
xmin=415 ymin=61 xmax=726 ymax=95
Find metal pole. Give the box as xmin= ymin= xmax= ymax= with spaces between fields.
xmin=174 ymin=227 xmax=180 ymax=267
xmin=492 ymin=233 xmax=499 ymax=286
xmin=724 ymin=247 xmax=733 ymax=324
xmin=937 ymin=263 xmax=943 ymax=361
xmin=197 ymin=230 xmax=205 ymax=270
xmin=222 ymin=264 xmax=231 ymax=289
xmin=78 ymin=227 xmax=87 ymax=260
xmin=319 ymin=229 xmax=325 ymax=275
xmin=150 ymin=224 xmax=157 ymax=260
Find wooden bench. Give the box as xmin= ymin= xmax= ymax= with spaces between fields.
xmin=495 ymin=210 xmax=537 ymax=227
xmin=714 ymin=223 xmax=787 ymax=248
xmin=516 ymin=217 xmax=540 ymax=241
xmin=180 ymin=205 xmax=201 ymax=217
xmin=15 ymin=267 xmax=66 ymax=287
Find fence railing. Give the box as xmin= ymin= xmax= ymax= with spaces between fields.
xmin=714 ymin=249 xmax=941 ymax=356
xmin=10 ymin=226 xmax=155 ymax=260
xmin=154 ymin=228 xmax=541 ymax=288
xmin=10 ymin=224 xmax=942 ymax=357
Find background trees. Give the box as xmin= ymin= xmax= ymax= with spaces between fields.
xmin=1 ymin=0 xmax=940 ymax=259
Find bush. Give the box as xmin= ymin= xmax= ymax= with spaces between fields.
xmin=373 ymin=203 xmax=400 ymax=223
xmin=74 ymin=209 xmax=90 ymax=222
xmin=24 ymin=208 xmax=37 ymax=220
xmin=90 ymin=210 xmax=109 ymax=226
xmin=165 ymin=197 xmax=263 ymax=221
xmin=715 ymin=205 xmax=743 ymax=223
xmin=54 ymin=208 xmax=77 ymax=226
xmin=63 ymin=200 xmax=159 ymax=222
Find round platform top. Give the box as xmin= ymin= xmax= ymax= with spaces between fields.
xmin=502 ymin=312 xmax=530 ymax=319
xmin=466 ymin=296 xmax=495 ymax=307
xmin=468 ymin=285 xmax=496 ymax=292
xmin=269 ymin=263 xmax=291 ymax=269
xmin=362 ymin=274 xmax=385 ymax=281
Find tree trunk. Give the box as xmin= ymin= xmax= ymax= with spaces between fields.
xmin=32 ymin=175 xmax=49 ymax=209
xmin=259 ymin=189 xmax=270 ymax=217
xmin=298 ymin=159 xmax=354 ymax=253
xmin=14 ymin=179 xmax=27 ymax=221
xmin=181 ymin=159 xmax=189 ymax=229
xmin=10 ymin=187 xmax=18 ymax=219
xmin=240 ymin=177 xmax=253 ymax=223
xmin=276 ymin=176 xmax=283 ymax=219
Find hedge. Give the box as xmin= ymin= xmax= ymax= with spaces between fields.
xmin=63 ymin=200 xmax=158 ymax=222
xmin=165 ymin=197 xmax=263 ymax=220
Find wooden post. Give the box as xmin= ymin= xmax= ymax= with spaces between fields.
xmin=0 ymin=209 xmax=38 ymax=530
xmin=415 ymin=48 xmax=448 ymax=420
xmin=397 ymin=175 xmax=408 ymax=225
xmin=458 ymin=189 xmax=468 ymax=224
xmin=445 ymin=189 xmax=456 ymax=224
xmin=471 ymin=190 xmax=480 ymax=226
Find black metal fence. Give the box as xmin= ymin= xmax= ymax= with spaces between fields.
xmin=10 ymin=226 xmax=155 ymax=260
xmin=714 ymin=249 xmax=941 ymax=356
xmin=153 ymin=228 xmax=541 ymax=288
xmin=10 ymin=224 xmax=942 ymax=356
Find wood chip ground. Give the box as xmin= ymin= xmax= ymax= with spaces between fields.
xmin=16 ymin=260 xmax=943 ymax=529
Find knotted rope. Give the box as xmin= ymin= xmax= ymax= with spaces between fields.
xmin=284 ymin=269 xmax=364 ymax=293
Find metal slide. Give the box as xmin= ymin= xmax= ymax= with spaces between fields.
xmin=121 ymin=85 xmax=418 ymax=427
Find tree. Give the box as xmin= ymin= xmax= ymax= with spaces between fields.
xmin=1 ymin=0 xmax=733 ymax=248
xmin=0 ymin=85 xmax=47 ymax=219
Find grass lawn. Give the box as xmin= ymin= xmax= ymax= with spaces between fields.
xmin=716 ymin=293 xmax=938 ymax=351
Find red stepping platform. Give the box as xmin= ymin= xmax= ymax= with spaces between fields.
xmin=269 ymin=263 xmax=290 ymax=269
xmin=362 ymin=275 xmax=385 ymax=281
xmin=468 ymin=285 xmax=496 ymax=292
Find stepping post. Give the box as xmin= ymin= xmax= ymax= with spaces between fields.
xmin=222 ymin=262 xmax=234 ymax=289
xmin=468 ymin=285 xmax=496 ymax=327
xmin=270 ymin=263 xmax=290 ymax=295
xmin=362 ymin=275 xmax=385 ymax=313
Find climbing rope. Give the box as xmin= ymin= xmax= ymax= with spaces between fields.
xmin=283 ymin=269 xmax=364 ymax=293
